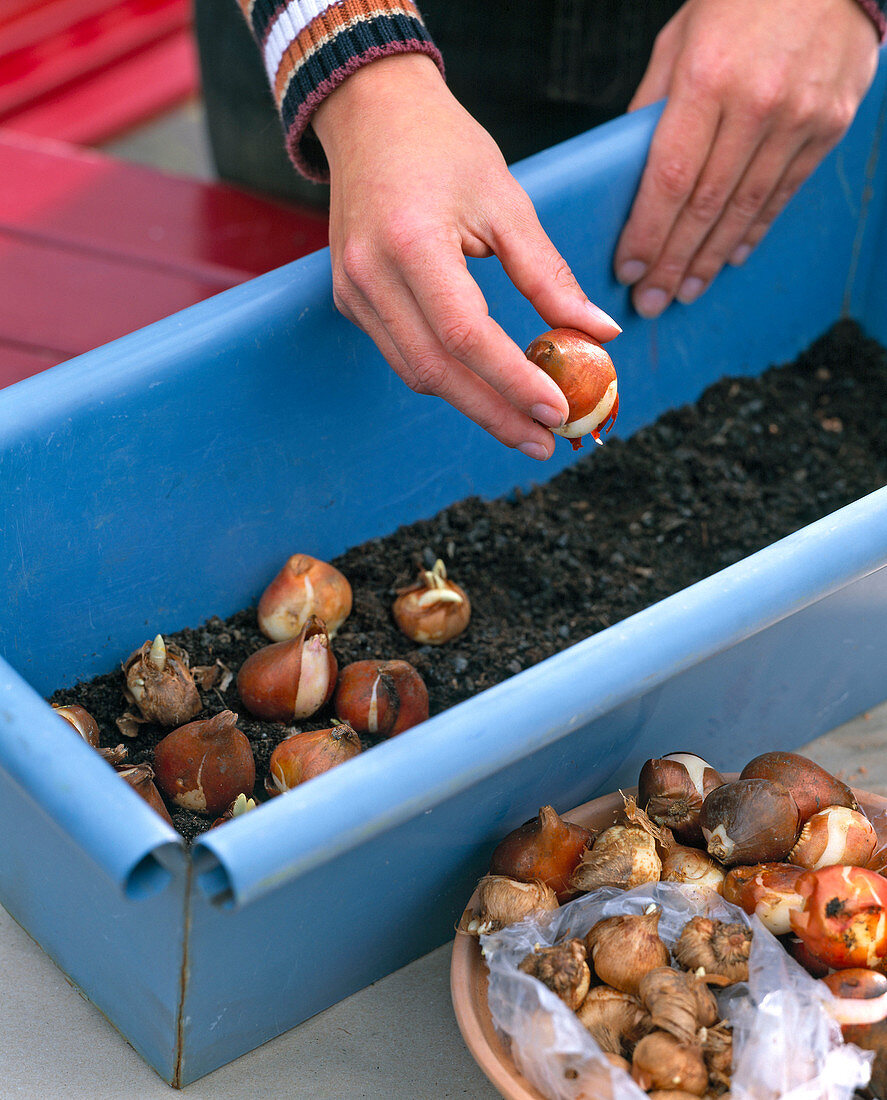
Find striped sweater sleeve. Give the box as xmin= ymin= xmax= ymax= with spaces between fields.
xmin=237 ymin=1 xmax=444 ymax=182
xmin=857 ymin=0 xmax=887 ymax=40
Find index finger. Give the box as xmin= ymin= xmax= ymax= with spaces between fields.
xmin=398 ymin=235 xmax=572 ymax=421
xmin=614 ymin=92 xmax=721 ymax=287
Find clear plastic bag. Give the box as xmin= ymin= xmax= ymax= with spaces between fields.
xmin=481 ymin=881 xmax=873 ymax=1100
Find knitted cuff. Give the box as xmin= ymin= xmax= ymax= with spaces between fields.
xmin=241 ymin=1 xmax=445 ymax=182
xmin=855 ymin=0 xmax=887 ymax=41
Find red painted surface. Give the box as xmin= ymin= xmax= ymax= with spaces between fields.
xmin=0 ymin=131 xmax=330 ymax=385
xmin=0 ymin=0 xmax=198 ymax=143
xmin=5 ymin=29 xmax=198 ymax=144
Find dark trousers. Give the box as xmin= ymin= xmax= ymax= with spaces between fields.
xmin=194 ymin=0 xmax=683 ymax=207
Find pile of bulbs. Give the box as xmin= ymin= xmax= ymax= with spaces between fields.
xmin=461 ymin=749 xmax=887 ymax=1097
xmin=53 ymin=551 xmax=471 ymax=829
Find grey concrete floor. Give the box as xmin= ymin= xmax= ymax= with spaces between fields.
xmin=101 ymin=100 xmax=217 ymax=180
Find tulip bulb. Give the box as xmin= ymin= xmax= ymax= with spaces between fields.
xmin=789 ymin=805 xmax=877 ymax=870
xmin=518 ymin=938 xmax=591 ymax=1011
xmin=122 ymin=635 xmax=202 ymax=727
xmin=266 ymin=723 xmax=363 ymax=794
xmin=153 ymin=710 xmax=256 ymax=816
xmin=638 ymin=751 xmax=724 ymax=844
xmin=740 ymin=750 xmax=858 ymax=823
xmin=333 ymin=659 xmax=429 ymax=738
xmin=116 ymin=762 xmax=174 ymax=825
xmin=699 ymin=778 xmax=800 ymax=866
xmin=257 ymin=553 xmax=352 ymax=641
xmin=392 ymin=559 xmax=470 ymax=645
xmin=722 ymin=862 xmax=806 ymax=936
xmin=237 ymin=616 xmax=337 ymax=722
xmin=489 ymin=804 xmax=593 ymax=901
xmin=52 ymin=703 xmax=101 ymax=747
xmin=459 ymin=874 xmax=559 ymax=936
xmin=524 ymin=327 xmax=619 ymax=449
xmin=586 ymin=909 xmax=671 ymax=996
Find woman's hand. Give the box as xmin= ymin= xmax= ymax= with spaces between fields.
xmin=313 ymin=54 xmax=621 ymax=460
xmin=614 ymin=0 xmax=881 ymax=318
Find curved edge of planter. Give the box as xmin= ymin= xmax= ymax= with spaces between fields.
xmin=0 ymin=660 xmax=185 ymax=899
xmin=192 ymin=486 xmax=887 ymax=911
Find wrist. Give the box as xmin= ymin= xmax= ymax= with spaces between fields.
xmin=849 ymin=0 xmax=886 ymax=40
xmin=313 ymin=53 xmax=446 ymax=161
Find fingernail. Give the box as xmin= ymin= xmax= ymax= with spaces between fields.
xmin=676 ymin=276 xmax=705 ymax=305
xmin=634 ymin=287 xmax=669 ymax=319
xmin=616 ymin=259 xmax=647 ymax=285
xmin=730 ymin=243 xmax=752 ymax=267
xmin=518 ymin=441 xmax=551 ymax=461
xmin=585 ymin=300 xmax=622 ymax=334
xmin=530 ymin=402 xmax=566 ymax=429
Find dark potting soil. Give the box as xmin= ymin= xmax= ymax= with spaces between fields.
xmin=49 ymin=319 xmax=887 ymax=843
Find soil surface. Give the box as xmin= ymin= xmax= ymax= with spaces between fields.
xmin=50 ymin=319 xmax=887 ymax=842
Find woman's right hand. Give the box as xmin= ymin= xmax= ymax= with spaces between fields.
xmin=312 ymin=53 xmax=621 ymax=461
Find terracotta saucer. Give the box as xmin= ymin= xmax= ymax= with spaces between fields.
xmin=450 ymin=782 xmax=887 ymax=1100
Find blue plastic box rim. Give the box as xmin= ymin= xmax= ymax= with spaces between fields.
xmin=1 ymin=57 xmax=887 ymax=1084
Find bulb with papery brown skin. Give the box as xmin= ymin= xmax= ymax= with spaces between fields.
xmin=518 ymin=939 xmax=591 ymax=1011
xmin=631 ymin=1032 xmax=708 ymax=1096
xmin=722 ymin=862 xmax=806 ymax=935
xmin=586 ymin=910 xmax=671 ymax=996
xmin=122 ymin=635 xmax=202 ymax=727
xmin=265 ymin=723 xmax=363 ymax=795
xmin=570 ymin=823 xmax=661 ymax=894
xmin=115 ymin=762 xmax=174 ymax=825
xmin=575 ymin=986 xmax=652 ymax=1058
xmin=53 ymin=703 xmax=101 ymax=747
xmin=153 ymin=710 xmax=255 ymax=817
xmin=257 ymin=553 xmax=352 ymax=641
xmin=488 ymin=804 xmax=593 ymax=901
xmin=638 ymin=752 xmax=724 ymax=844
xmin=789 ymin=805 xmax=877 ymax=870
xmin=739 ymin=750 xmax=858 ymax=822
xmin=237 ymin=616 xmax=337 ymax=722
xmin=699 ymin=777 xmax=800 ymax=866
xmin=392 ymin=559 xmax=470 ymax=645
xmin=525 ymin=327 xmax=619 ymax=450
xmin=672 ymin=915 xmax=751 ymax=984
xmin=660 ymin=843 xmax=725 ymax=893
xmin=459 ymin=875 xmax=559 ymax=937
xmin=333 ymin=659 xmax=429 ymax=739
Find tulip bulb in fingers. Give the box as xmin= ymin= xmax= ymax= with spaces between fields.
xmin=524 ymin=327 xmax=618 ymax=449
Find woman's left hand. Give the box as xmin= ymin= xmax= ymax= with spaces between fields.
xmin=614 ymin=0 xmax=881 ymax=319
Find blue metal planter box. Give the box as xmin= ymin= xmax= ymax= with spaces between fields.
xmin=2 ymin=58 xmax=887 ymax=1086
